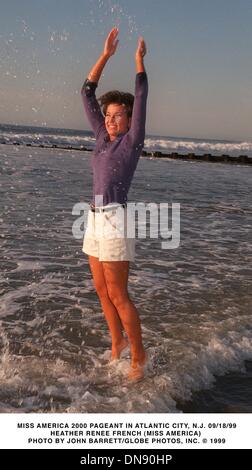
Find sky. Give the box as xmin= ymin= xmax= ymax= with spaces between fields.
xmin=0 ymin=0 xmax=252 ymax=141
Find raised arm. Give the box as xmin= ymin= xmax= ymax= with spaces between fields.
xmin=135 ymin=36 xmax=146 ymax=73
xmin=87 ymin=27 xmax=119 ymax=83
xmin=81 ymin=28 xmax=119 ymax=139
xmin=128 ymin=37 xmax=148 ymax=145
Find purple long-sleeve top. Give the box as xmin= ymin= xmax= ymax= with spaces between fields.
xmin=81 ymin=72 xmax=148 ymax=206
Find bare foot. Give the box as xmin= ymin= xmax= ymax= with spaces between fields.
xmin=128 ymin=351 xmax=147 ymax=382
xmin=111 ymin=337 xmax=129 ymax=360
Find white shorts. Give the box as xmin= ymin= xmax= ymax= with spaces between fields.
xmin=82 ymin=204 xmax=136 ymax=262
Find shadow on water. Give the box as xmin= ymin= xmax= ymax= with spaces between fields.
xmin=177 ymin=360 xmax=252 ymax=413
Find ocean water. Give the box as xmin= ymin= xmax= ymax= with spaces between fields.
xmin=178 ymin=360 xmax=252 ymax=413
xmin=1 ymin=123 xmax=252 ymax=158
xmin=0 ymin=129 xmax=251 ymax=413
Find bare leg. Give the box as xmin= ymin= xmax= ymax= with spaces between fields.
xmin=88 ymin=255 xmax=128 ymax=359
xmin=102 ymin=261 xmax=146 ymax=378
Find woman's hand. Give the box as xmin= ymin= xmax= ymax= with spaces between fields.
xmin=86 ymin=27 xmax=119 ymax=82
xmin=135 ymin=37 xmax=147 ymax=61
xmin=103 ymin=27 xmax=119 ymax=58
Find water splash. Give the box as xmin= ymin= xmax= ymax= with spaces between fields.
xmin=0 ymin=322 xmax=12 ymax=381
xmin=92 ymin=0 xmax=141 ymax=40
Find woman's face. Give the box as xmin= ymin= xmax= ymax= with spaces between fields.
xmin=105 ymin=103 xmax=132 ymax=141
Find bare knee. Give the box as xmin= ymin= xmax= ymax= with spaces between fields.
xmin=108 ymin=290 xmax=130 ymax=310
xmin=93 ymin=281 xmax=110 ymax=302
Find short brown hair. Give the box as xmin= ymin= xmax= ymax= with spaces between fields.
xmin=98 ymin=91 xmax=134 ymax=118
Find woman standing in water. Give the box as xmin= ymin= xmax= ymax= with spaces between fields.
xmin=81 ymin=27 xmax=148 ymax=381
